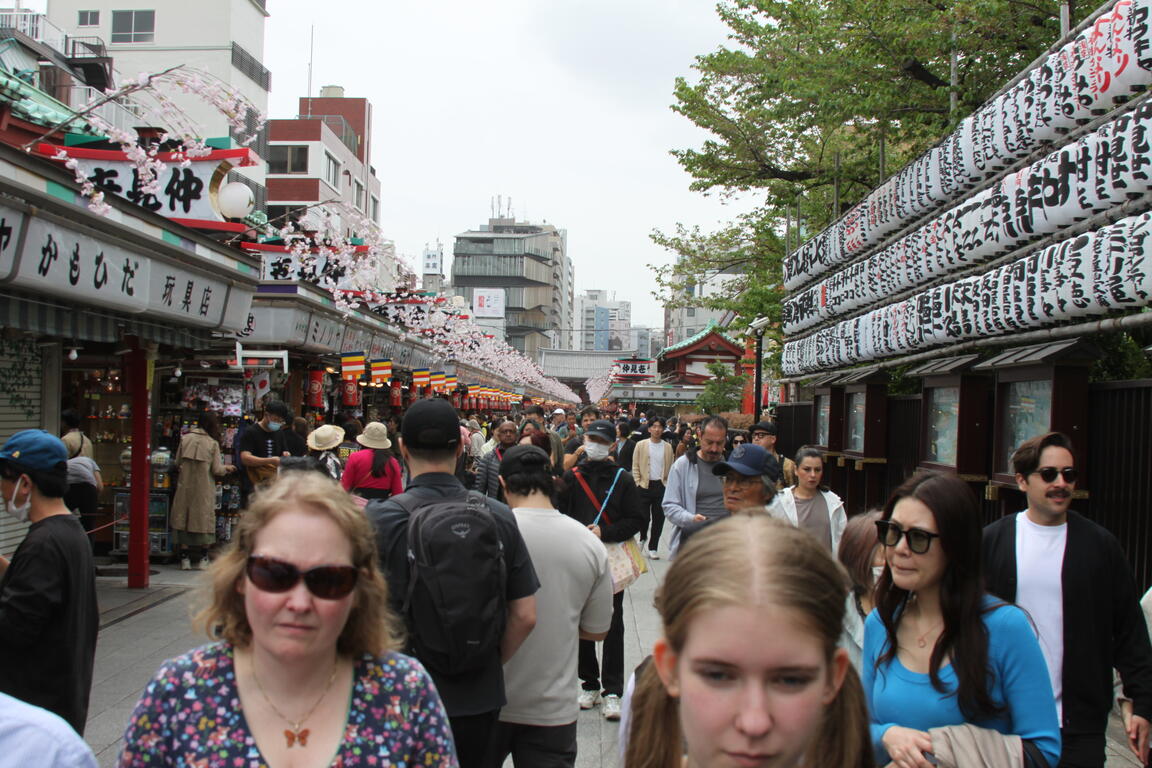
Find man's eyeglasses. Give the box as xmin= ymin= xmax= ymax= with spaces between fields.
xmin=722 ymin=473 xmax=759 ymax=487
xmin=875 ymin=520 xmax=941 ymax=555
xmin=245 ymin=555 xmax=359 ymax=599
xmin=1032 ymin=467 xmax=1078 ymax=484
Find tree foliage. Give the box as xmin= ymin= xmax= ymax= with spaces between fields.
xmin=652 ymin=0 xmax=1093 ymax=370
xmin=696 ymin=361 xmax=749 ymax=414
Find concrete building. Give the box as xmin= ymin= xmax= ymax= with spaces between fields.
xmin=46 ymin=0 xmax=271 ymax=206
xmin=262 ymin=86 xmax=403 ymax=289
xmin=451 ymin=215 xmax=574 ymax=360
xmin=421 ymin=241 xmax=446 ymax=294
xmin=663 ymin=262 xmax=742 ymax=347
xmin=577 ymin=289 xmax=633 ymax=351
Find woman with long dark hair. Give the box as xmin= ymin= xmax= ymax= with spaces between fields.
xmin=863 ymin=472 xmax=1060 ymax=768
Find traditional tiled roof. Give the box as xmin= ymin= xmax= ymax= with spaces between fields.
xmin=658 ymin=320 xmax=739 ymax=358
xmin=538 ymin=348 xmax=634 ymax=380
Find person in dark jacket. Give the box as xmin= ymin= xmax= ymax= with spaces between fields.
xmin=983 ymin=431 xmax=1152 ymax=768
xmin=558 ymin=419 xmax=644 ymax=722
xmin=475 ymin=420 xmax=518 ymax=502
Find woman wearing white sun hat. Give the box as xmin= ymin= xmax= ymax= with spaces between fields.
xmin=306 ymin=424 xmax=345 ymax=482
xmin=339 ymin=422 xmax=403 ymax=501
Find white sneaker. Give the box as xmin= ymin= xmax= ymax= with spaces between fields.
xmin=602 ymin=694 xmax=622 ymax=721
xmin=197 ymin=557 xmax=211 ymax=570
xmin=647 ymin=550 xmax=661 ymax=560
xmin=180 ymin=557 xmax=192 ymax=571
xmin=578 ymin=690 xmax=600 ymax=710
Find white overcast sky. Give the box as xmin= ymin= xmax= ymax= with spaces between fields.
xmin=29 ymin=0 xmax=753 ymax=329
xmin=262 ymin=0 xmax=752 ymax=329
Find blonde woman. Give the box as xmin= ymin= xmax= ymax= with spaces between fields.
xmin=625 ymin=515 xmax=874 ymax=768
xmin=119 ymin=472 xmax=457 ymax=766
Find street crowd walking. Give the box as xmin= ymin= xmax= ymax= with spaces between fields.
xmin=1 ymin=400 xmax=1152 ymax=768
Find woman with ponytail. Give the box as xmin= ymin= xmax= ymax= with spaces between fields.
xmin=624 ymin=515 xmax=874 ymax=768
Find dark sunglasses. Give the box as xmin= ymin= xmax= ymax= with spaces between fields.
xmin=875 ymin=520 xmax=941 ymax=555
xmin=245 ymin=556 xmax=358 ymax=600
xmin=1033 ymin=467 xmax=1077 ymax=484
xmin=733 ymin=438 xmax=746 ymax=444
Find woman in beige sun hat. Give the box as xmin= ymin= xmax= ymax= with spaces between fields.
xmin=340 ymin=422 xmax=404 ymax=501
xmin=306 ymin=423 xmax=345 ymax=482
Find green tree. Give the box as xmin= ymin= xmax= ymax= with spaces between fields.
xmin=653 ymin=0 xmax=1088 ymax=356
xmin=696 ymin=361 xmax=749 ymax=414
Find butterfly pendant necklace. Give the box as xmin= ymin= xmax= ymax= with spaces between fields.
xmin=251 ymin=657 xmax=339 ymax=749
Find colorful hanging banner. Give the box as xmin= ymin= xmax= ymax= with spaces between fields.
xmin=370 ymin=358 xmax=392 ymax=384
xmin=444 ymin=374 xmax=458 ymax=388
xmin=430 ymin=371 xmax=446 ymax=391
xmin=412 ymin=368 xmax=430 ymax=386
xmin=341 ymin=352 xmax=366 ymax=381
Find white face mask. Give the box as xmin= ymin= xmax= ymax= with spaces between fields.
xmin=872 ymin=566 xmax=885 ymax=586
xmin=2 ymin=477 xmax=30 ymax=523
xmin=584 ymin=441 xmax=610 ymax=461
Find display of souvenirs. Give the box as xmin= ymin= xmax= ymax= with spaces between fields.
xmin=180 ymin=382 xmax=244 ymax=416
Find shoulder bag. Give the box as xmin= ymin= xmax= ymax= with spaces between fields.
xmin=575 ymin=468 xmax=648 ymax=593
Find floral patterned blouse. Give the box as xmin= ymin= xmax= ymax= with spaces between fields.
xmin=118 ymin=642 xmax=458 ymax=767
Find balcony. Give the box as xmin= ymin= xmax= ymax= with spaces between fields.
xmin=64 ymin=84 xmax=145 ymax=133
xmin=231 ymin=41 xmax=271 ymax=92
xmin=294 ymin=113 xmax=357 ymax=155
xmin=0 ymin=10 xmax=66 ymax=54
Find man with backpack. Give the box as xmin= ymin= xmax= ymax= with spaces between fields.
xmin=366 ymin=398 xmax=539 ymax=766
xmin=558 ymin=419 xmax=644 ymax=721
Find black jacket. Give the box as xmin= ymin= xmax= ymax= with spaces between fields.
xmin=983 ymin=511 xmax=1152 ymax=734
xmin=559 ymin=459 xmax=644 ymax=543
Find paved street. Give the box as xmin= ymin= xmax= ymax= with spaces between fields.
xmin=84 ymin=544 xmax=1141 ymax=768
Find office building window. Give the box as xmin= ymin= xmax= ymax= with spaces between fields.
xmin=110 ymin=10 xmax=154 ymax=43
xmin=324 ymin=153 xmax=340 ymax=189
xmin=370 ymin=196 xmax=379 ymax=222
xmin=267 ymin=145 xmax=308 ymax=174
xmin=78 ymin=10 xmax=99 ymax=26
xmin=354 ymin=181 xmax=364 ymax=210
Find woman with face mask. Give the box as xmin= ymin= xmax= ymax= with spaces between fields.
xmin=836 ymin=509 xmax=884 ymax=671
xmin=557 ymin=419 xmax=645 ymax=721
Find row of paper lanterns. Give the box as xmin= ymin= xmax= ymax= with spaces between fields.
xmin=783 ymin=97 xmax=1152 ymax=334
xmin=782 ymin=211 xmax=1152 ymax=374
xmin=782 ymin=0 xmax=1152 ymax=293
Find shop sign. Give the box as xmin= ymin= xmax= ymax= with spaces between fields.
xmin=0 ymin=204 xmax=250 ymax=330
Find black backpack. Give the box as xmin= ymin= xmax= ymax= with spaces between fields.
xmin=389 ymin=490 xmax=507 ymax=675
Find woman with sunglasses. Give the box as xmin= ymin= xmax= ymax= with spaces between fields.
xmin=118 ymin=472 xmax=458 ymax=767
xmin=862 ymin=472 xmax=1059 ymax=768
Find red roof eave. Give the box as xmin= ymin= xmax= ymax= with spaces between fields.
xmin=34 ymin=143 xmax=262 ymax=168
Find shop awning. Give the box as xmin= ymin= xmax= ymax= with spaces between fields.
xmin=0 ymin=292 xmax=216 ymax=347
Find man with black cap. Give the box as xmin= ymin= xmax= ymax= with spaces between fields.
xmin=489 ymin=445 xmax=613 ymax=767
xmin=750 ymin=420 xmax=795 ymax=489
xmin=558 ymin=419 xmax=644 ymax=721
xmin=0 ymin=429 xmax=98 ymax=734
xmin=366 ymin=398 xmax=539 ymax=767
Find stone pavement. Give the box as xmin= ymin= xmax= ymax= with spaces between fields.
xmin=84 ymin=546 xmax=1144 ymax=767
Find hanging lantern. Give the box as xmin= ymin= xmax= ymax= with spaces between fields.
xmin=307 ymin=370 xmax=325 ymax=408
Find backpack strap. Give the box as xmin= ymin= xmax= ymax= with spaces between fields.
xmin=574 ymin=468 xmax=624 ymax=527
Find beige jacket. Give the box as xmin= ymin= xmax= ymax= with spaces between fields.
xmin=928 ymin=723 xmax=1024 ymax=768
xmin=170 ymin=429 xmax=227 ymax=535
xmin=632 ymin=438 xmax=673 ymax=489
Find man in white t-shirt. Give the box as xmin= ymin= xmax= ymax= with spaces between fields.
xmin=488 ymin=444 xmax=614 ymax=767
xmin=983 ymin=432 xmax=1152 ymax=768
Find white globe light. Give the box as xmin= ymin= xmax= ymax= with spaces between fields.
xmin=218 ymin=181 xmax=255 ymax=219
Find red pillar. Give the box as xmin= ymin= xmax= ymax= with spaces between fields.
xmin=126 ymin=340 xmax=152 ymax=589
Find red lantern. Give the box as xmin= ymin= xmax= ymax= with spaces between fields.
xmin=390 ymin=381 xmax=403 ymax=407
xmin=307 ymin=370 xmax=325 ymax=408
xmin=451 ymin=392 xmax=462 ymax=408
xmin=342 ymin=379 xmax=361 ymax=407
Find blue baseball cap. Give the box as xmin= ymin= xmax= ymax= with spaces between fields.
xmin=0 ymin=429 xmax=69 ymax=474
xmin=713 ymin=443 xmax=781 ymax=485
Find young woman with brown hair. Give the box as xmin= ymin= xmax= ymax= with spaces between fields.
xmin=624 ymin=514 xmax=874 ymax=768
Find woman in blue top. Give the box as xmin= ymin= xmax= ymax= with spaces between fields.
xmin=862 ymin=472 xmax=1060 ymax=768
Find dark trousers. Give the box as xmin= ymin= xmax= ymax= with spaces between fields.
xmin=64 ymin=483 xmax=98 ymax=532
xmin=450 ymin=709 xmax=500 ymax=768
xmin=579 ymin=590 xmax=625 ymax=696
xmin=641 ymin=481 xmax=665 ymax=551
xmin=1057 ymin=731 xmax=1106 ymax=768
xmin=485 ymin=721 xmax=577 ymax=768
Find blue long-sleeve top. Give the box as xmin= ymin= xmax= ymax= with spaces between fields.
xmin=862 ymin=596 xmax=1061 ymax=767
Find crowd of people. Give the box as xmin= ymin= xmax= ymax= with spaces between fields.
xmin=1 ymin=399 xmax=1152 ymax=768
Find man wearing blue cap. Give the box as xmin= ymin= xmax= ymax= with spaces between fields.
xmin=0 ymin=429 xmax=98 ymax=734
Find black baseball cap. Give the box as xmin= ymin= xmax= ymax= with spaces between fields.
xmin=401 ymin=398 xmax=461 ymax=449
xmin=584 ymin=420 xmax=617 ymax=444
xmin=499 ymin=444 xmax=552 ymax=477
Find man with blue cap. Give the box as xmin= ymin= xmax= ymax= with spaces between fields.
xmin=0 ymin=429 xmax=98 ymax=734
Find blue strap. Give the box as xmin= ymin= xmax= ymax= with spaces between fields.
xmin=592 ymin=468 xmax=625 ymax=527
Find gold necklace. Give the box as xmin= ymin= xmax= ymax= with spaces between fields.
xmin=250 ymin=657 xmax=339 ymax=749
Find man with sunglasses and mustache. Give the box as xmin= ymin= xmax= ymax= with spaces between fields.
xmin=983 ymin=432 xmax=1152 ymax=768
